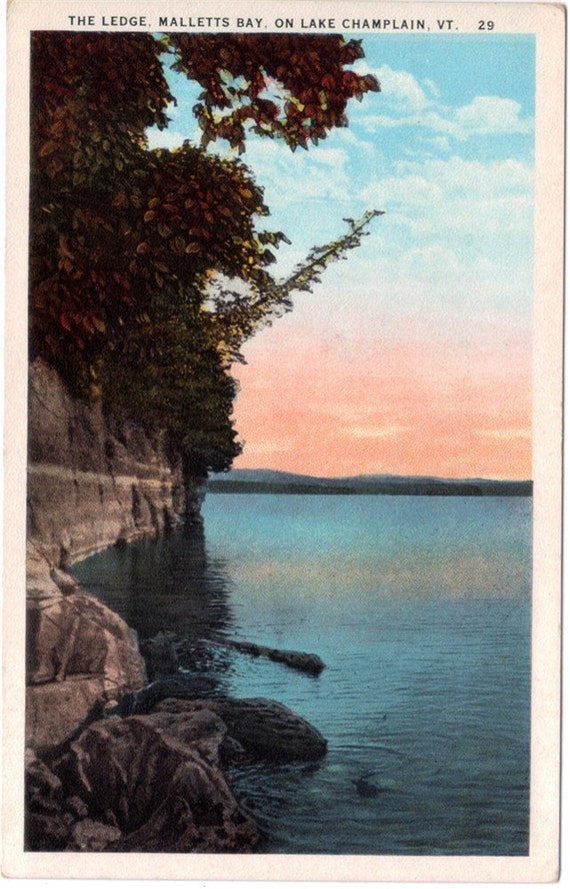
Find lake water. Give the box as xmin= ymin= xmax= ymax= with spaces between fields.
xmin=72 ymin=493 xmax=531 ymax=856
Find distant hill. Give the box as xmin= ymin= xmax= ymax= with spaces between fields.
xmin=206 ymin=469 xmax=532 ymax=497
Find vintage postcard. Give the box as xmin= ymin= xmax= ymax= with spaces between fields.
xmin=2 ymin=0 xmax=564 ymax=882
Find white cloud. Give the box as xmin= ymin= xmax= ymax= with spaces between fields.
xmin=354 ymin=62 xmax=432 ymax=112
xmin=413 ymin=156 xmax=533 ymax=196
xmin=146 ymin=128 xmax=191 ymax=150
xmin=346 ymin=424 xmax=409 ymax=440
xmin=476 ymin=428 xmax=531 ymax=440
xmin=422 ymin=78 xmax=440 ymax=99
xmin=361 ymin=156 xmax=533 ymax=233
xmin=242 ymin=138 xmax=352 ymax=208
xmin=418 ymin=135 xmax=451 ymax=154
xmin=360 ymin=100 xmax=534 ymax=141
xmin=354 ymin=70 xmax=534 ymax=142
xmin=364 ymin=172 xmax=442 ymax=206
xmin=378 ymin=65 xmax=432 ymax=112
xmin=334 ymin=151 xmax=535 ymax=315
xmin=452 ymin=96 xmax=533 ymax=137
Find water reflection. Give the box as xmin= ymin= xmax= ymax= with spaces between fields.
xmin=72 ymin=523 xmax=236 ymax=694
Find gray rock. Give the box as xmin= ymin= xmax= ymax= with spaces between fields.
xmin=140 ymin=631 xmax=180 ymax=677
xmin=71 ymin=819 xmax=123 ymax=851
xmin=25 ymin=570 xmax=147 ymax=749
xmin=156 ymin=697 xmax=328 ymax=763
xmin=27 ymin=358 xmax=188 ymax=569
xmin=26 ymin=676 xmax=108 ymax=752
xmin=26 ymin=588 xmax=146 ymax=687
xmin=48 ymin=712 xmax=259 ymax=852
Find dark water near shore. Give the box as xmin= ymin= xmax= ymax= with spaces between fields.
xmin=72 ymin=494 xmax=531 ymax=856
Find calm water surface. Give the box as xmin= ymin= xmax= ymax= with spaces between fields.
xmin=73 ymin=494 xmax=531 ymax=856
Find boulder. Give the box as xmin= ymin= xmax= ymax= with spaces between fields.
xmin=30 ymin=712 xmax=259 ymax=852
xmin=25 ymin=749 xmax=69 ymax=851
xmin=25 ymin=691 xmax=328 ymax=851
xmin=156 ymin=697 xmax=328 ymax=763
xmin=140 ymin=631 xmax=180 ymax=678
xmin=25 ymin=556 xmax=147 ymax=749
xmin=71 ymin=819 xmax=123 ymax=852
xmin=26 ymin=676 xmax=109 ymax=751
xmin=26 ymin=589 xmax=146 ymax=689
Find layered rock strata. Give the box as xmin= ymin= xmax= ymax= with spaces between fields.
xmin=27 ymin=358 xmax=191 ymax=568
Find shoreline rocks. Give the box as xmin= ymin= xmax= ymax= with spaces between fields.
xmin=26 ymin=544 xmax=148 ymax=751
xmin=25 ymin=707 xmax=259 ymax=852
xmin=24 ymin=360 xmax=328 ymax=852
xmin=25 ymin=358 xmax=188 ymax=752
xmin=25 ymin=695 xmax=327 ymax=852
xmin=155 ymin=697 xmax=328 ymax=764
xmin=25 ymin=549 xmax=329 ymax=853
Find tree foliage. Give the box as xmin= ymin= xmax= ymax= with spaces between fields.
xmin=30 ymin=31 xmax=380 ymax=476
xmin=169 ymin=33 xmax=379 ymax=152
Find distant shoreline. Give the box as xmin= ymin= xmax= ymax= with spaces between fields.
xmin=206 ymin=473 xmax=533 ymax=498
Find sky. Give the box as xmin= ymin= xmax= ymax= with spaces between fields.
xmin=147 ymin=33 xmax=535 ymax=480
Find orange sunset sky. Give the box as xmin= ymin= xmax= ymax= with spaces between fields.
xmin=231 ymin=284 xmax=532 ymax=480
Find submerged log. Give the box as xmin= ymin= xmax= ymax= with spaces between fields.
xmin=212 ymin=636 xmax=325 ymax=676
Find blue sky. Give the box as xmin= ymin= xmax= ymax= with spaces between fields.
xmin=147 ymin=33 xmax=535 ymax=308
xmin=147 ymin=33 xmax=535 ymax=478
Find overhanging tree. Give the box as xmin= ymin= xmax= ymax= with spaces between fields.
xmin=30 ymin=31 xmax=381 ymax=475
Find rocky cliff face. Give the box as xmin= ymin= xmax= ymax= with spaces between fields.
xmin=26 ymin=359 xmax=195 ymax=750
xmin=27 ymin=358 xmax=192 ymax=568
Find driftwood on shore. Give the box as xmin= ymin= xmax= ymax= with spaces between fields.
xmin=211 ymin=636 xmax=326 ymax=676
